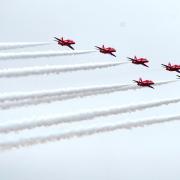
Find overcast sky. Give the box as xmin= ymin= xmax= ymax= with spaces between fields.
xmin=0 ymin=0 xmax=180 ymax=180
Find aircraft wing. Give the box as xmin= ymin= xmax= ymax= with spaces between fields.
xmin=142 ymin=63 xmax=149 ymax=68
xmin=95 ymin=46 xmax=101 ymax=50
xmin=110 ymin=53 xmax=116 ymax=57
xmin=68 ymin=45 xmax=75 ymax=50
xmin=54 ymin=37 xmax=60 ymax=42
xmin=127 ymin=57 xmax=134 ymax=61
xmin=161 ymin=64 xmax=168 ymax=68
xmin=148 ymin=85 xmax=154 ymax=89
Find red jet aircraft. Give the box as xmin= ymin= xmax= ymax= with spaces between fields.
xmin=54 ymin=37 xmax=75 ymax=50
xmin=133 ymin=78 xmax=155 ymax=89
xmin=95 ymin=45 xmax=116 ymax=57
xmin=161 ymin=62 xmax=180 ymax=73
xmin=127 ymin=56 xmax=149 ymax=67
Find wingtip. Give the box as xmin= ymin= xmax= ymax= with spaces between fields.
xmin=95 ymin=46 xmax=100 ymax=49
xmin=53 ymin=37 xmax=59 ymax=42
xmin=110 ymin=53 xmax=116 ymax=57
xmin=127 ymin=57 xmax=133 ymax=61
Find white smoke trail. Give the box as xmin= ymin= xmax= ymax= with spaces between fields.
xmin=0 ymin=80 xmax=175 ymax=102
xmin=0 ymin=84 xmax=129 ymax=102
xmin=0 ymin=80 xmax=176 ymax=109
xmin=0 ymin=114 xmax=179 ymax=150
xmin=0 ymin=87 xmax=129 ymax=109
xmin=0 ymin=97 xmax=179 ymax=133
xmin=0 ymin=42 xmax=50 ymax=50
xmin=0 ymin=50 xmax=96 ymax=61
xmin=0 ymin=62 xmax=125 ymax=78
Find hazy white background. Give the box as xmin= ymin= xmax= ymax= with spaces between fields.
xmin=0 ymin=0 xmax=180 ymax=179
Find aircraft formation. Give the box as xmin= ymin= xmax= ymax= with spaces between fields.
xmin=54 ymin=36 xmax=180 ymax=89
xmin=0 ymin=37 xmax=179 ymax=150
